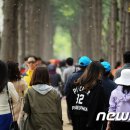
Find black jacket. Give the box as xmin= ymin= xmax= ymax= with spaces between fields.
xmin=102 ymin=77 xmax=117 ymax=112
xmin=64 ymin=70 xmax=84 ymax=96
xmin=68 ymin=81 xmax=105 ymax=130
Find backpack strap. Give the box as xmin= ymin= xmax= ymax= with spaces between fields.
xmin=6 ymin=84 xmax=16 ymax=121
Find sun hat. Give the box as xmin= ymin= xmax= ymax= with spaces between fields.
xmin=115 ymin=69 xmax=130 ymax=86
xmin=101 ymin=61 xmax=111 ymax=72
xmin=78 ymin=56 xmax=92 ymax=67
xmin=27 ymin=57 xmax=36 ymax=63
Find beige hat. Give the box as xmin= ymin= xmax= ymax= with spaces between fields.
xmin=27 ymin=57 xmax=36 ymax=62
xmin=115 ymin=69 xmax=130 ymax=86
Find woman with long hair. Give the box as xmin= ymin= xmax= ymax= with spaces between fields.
xmin=7 ymin=61 xmax=27 ymax=129
xmin=0 ymin=60 xmax=18 ymax=130
xmin=23 ymin=66 xmax=63 ymax=130
xmin=7 ymin=61 xmax=27 ymax=97
xmin=68 ymin=61 xmax=105 ymax=130
xmin=106 ymin=69 xmax=130 ymax=130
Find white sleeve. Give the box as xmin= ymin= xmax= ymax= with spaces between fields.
xmin=8 ymin=82 xmax=19 ymax=104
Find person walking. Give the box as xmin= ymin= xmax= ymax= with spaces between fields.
xmin=63 ymin=57 xmax=75 ymax=83
xmin=115 ymin=51 xmax=130 ymax=79
xmin=23 ymin=66 xmax=63 ymax=130
xmin=48 ymin=64 xmax=63 ymax=97
xmin=101 ymin=61 xmax=117 ymax=110
xmin=0 ymin=60 xmax=18 ymax=130
xmin=101 ymin=61 xmax=117 ymax=130
xmin=64 ymin=56 xmax=92 ymax=124
xmin=106 ymin=69 xmax=130 ymax=130
xmin=23 ymin=56 xmax=37 ymax=88
xmin=7 ymin=61 xmax=27 ymax=129
xmin=68 ymin=61 xmax=105 ymax=130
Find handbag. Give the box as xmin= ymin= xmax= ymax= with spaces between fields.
xmin=6 ymin=85 xmax=19 ymax=130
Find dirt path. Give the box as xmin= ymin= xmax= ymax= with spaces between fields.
xmin=62 ymin=98 xmax=72 ymax=130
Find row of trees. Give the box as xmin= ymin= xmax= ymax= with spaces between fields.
xmin=0 ymin=0 xmax=130 ymax=67
xmin=109 ymin=0 xmax=130 ymax=67
xmin=1 ymin=0 xmax=54 ymax=64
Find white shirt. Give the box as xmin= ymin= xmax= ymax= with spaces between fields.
xmin=0 ymin=82 xmax=18 ymax=115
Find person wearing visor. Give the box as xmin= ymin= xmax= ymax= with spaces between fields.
xmin=101 ymin=61 xmax=117 ymax=105
xmin=101 ymin=61 xmax=117 ymax=130
xmin=64 ymin=56 xmax=92 ymax=95
xmin=115 ymin=51 xmax=130 ymax=79
xmin=23 ymin=57 xmax=36 ymax=88
xmin=64 ymin=56 xmax=92 ymax=124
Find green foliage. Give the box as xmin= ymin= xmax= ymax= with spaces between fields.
xmin=51 ymin=0 xmax=80 ymax=59
xmin=53 ymin=26 xmax=71 ymax=59
xmin=102 ymin=0 xmax=121 ymax=58
xmin=51 ymin=0 xmax=80 ymax=28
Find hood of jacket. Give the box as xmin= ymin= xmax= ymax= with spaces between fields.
xmin=32 ymin=84 xmax=53 ymax=95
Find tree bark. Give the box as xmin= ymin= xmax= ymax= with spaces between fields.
xmin=110 ymin=0 xmax=117 ymax=68
xmin=24 ymin=0 xmax=30 ymax=56
xmin=80 ymin=0 xmax=92 ymax=58
xmin=1 ymin=0 xmax=18 ymax=61
xmin=70 ymin=21 xmax=81 ymax=61
xmin=41 ymin=0 xmax=54 ymax=60
xmin=18 ymin=0 xmax=25 ymax=65
xmin=24 ymin=0 xmax=41 ymax=56
xmin=125 ymin=0 xmax=130 ymax=51
xmin=91 ymin=0 xmax=102 ymax=60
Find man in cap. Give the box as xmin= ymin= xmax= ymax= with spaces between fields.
xmin=23 ymin=56 xmax=36 ymax=88
xmin=64 ymin=56 xmax=92 ymax=124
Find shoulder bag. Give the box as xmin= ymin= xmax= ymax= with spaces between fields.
xmin=6 ymin=84 xmax=19 ymax=130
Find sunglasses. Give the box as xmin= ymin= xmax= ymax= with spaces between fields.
xmin=28 ymin=61 xmax=35 ymax=64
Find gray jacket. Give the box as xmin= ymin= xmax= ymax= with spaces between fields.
xmin=23 ymin=84 xmax=63 ymax=130
xmin=114 ymin=63 xmax=130 ymax=79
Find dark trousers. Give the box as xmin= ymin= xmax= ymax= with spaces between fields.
xmin=66 ymin=100 xmax=72 ymax=121
xmin=111 ymin=121 xmax=130 ymax=130
xmin=71 ymin=115 xmax=101 ymax=130
xmin=71 ymin=116 xmax=87 ymax=130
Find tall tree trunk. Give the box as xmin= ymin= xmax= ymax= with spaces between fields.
xmin=18 ymin=0 xmax=25 ymax=65
xmin=24 ymin=0 xmax=54 ymax=60
xmin=116 ymin=41 xmax=121 ymax=61
xmin=97 ymin=0 xmax=102 ymax=59
xmin=24 ymin=0 xmax=30 ymax=56
xmin=91 ymin=0 xmax=102 ymax=60
xmin=120 ymin=0 xmax=126 ymax=63
xmin=1 ymin=0 xmax=18 ymax=61
xmin=110 ymin=0 xmax=117 ymax=68
xmin=80 ymin=0 xmax=92 ymax=58
xmin=125 ymin=0 xmax=130 ymax=51
xmin=41 ymin=0 xmax=54 ymax=60
xmin=24 ymin=0 xmax=41 ymax=56
xmin=70 ymin=21 xmax=80 ymax=61
xmin=38 ymin=1 xmax=45 ymax=57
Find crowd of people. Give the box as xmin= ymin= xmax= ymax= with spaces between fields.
xmin=0 ymin=51 xmax=130 ymax=130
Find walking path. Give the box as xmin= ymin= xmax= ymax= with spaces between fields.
xmin=62 ymin=98 xmax=72 ymax=130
